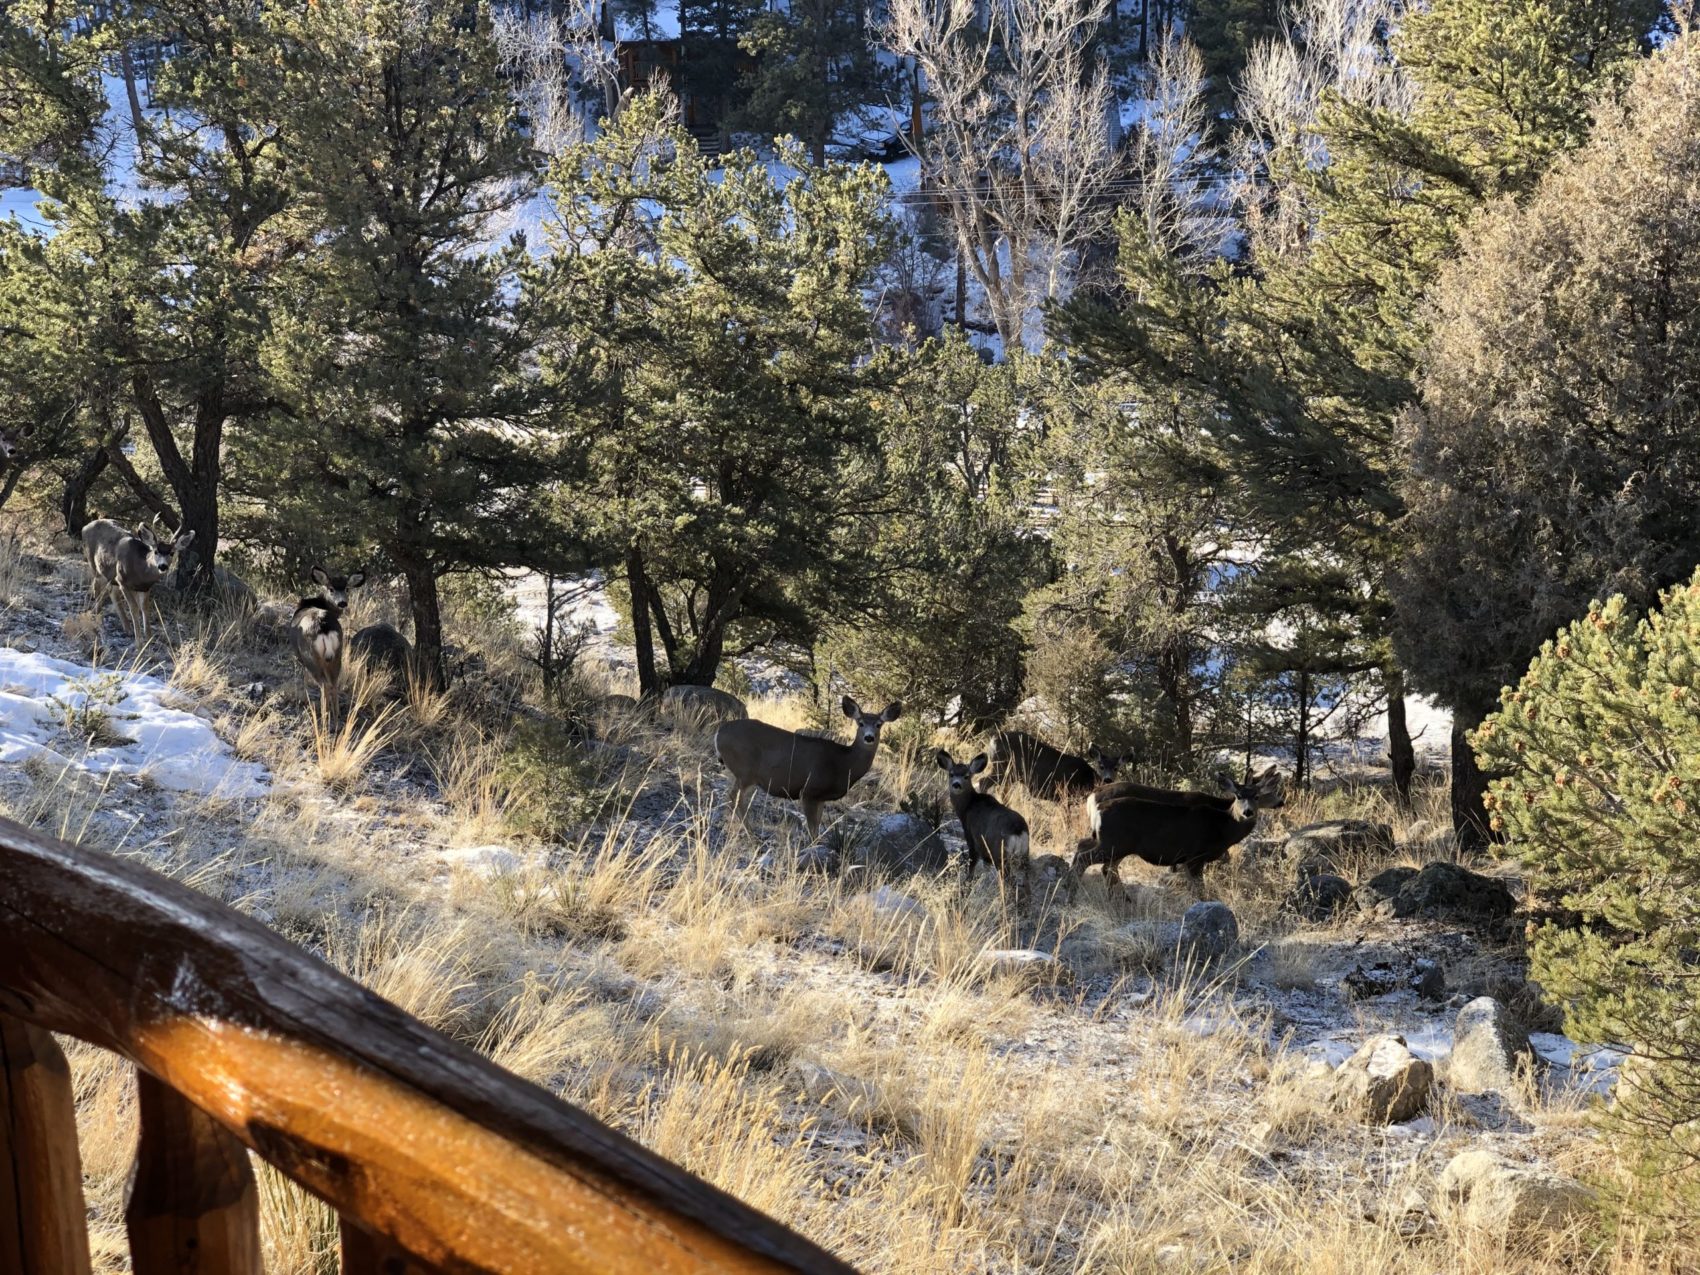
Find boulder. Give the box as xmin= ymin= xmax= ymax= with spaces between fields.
xmin=1354 ymin=866 xmax=1418 ymax=916
xmin=1330 ymin=1035 xmax=1433 ymax=1124
xmin=660 ymin=684 xmax=747 ymax=726
xmin=1027 ymin=853 xmax=1079 ymax=906
xmin=1390 ymin=862 xmax=1516 ymax=921
xmin=1448 ymin=997 xmax=1532 ymax=1094
xmin=1439 ymin=1150 xmax=1595 ymax=1235
xmin=849 ymin=886 xmax=928 ymax=924
xmin=1178 ymin=901 xmax=1239 ymax=959
xmin=1290 ymin=871 xmax=1353 ymax=921
xmin=839 ymin=812 xmax=950 ymax=877
xmin=1285 ymin=820 xmax=1395 ymax=873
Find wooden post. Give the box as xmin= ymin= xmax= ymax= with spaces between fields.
xmin=340 ymin=1216 xmax=431 ymax=1275
xmin=0 ymin=1013 xmax=92 ymax=1275
xmin=126 ymin=1069 xmax=262 ymax=1275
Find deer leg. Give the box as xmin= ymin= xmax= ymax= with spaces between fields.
xmin=800 ymin=798 xmax=823 ymax=842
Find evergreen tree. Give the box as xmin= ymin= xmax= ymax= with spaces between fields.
xmin=1395 ymin=28 xmax=1700 ymax=754
xmin=539 ymin=95 xmax=893 ymax=692
xmin=1475 ymin=574 xmax=1700 ymax=1172
xmin=679 ymin=0 xmax=761 ymax=136
xmin=1186 ymin=0 xmax=1280 ymax=116
xmin=256 ymin=0 xmax=556 ymax=689
xmin=734 ymin=0 xmax=885 ymax=165
xmin=1060 ymin=0 xmax=1658 ymax=834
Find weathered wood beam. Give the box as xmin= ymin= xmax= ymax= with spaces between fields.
xmin=0 ymin=1014 xmax=92 ymax=1275
xmin=0 ymin=817 xmax=852 ymax=1275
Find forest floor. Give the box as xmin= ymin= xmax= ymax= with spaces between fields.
xmin=0 ymin=509 xmax=1680 ymax=1275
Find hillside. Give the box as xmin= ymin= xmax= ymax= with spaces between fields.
xmin=0 ymin=513 xmax=1658 ymax=1274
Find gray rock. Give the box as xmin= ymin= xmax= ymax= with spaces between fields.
xmin=1449 ymin=997 xmax=1532 ymax=1094
xmin=839 ymin=811 xmax=950 ymax=876
xmin=975 ymin=948 xmax=1070 ymax=986
xmin=1390 ymin=862 xmax=1516 ymax=921
xmin=1286 ymin=820 xmax=1395 ymax=873
xmin=1355 ymin=866 xmax=1418 ymax=916
xmin=850 ymin=886 xmax=928 ymax=924
xmin=1290 ymin=871 xmax=1353 ymax=920
xmin=1439 ymin=1150 xmax=1595 ymax=1234
xmin=1178 ymin=900 xmax=1238 ymax=958
xmin=660 ymin=684 xmax=747 ymax=726
xmin=1330 ymin=1035 xmax=1433 ymax=1124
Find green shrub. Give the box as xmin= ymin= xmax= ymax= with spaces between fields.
xmin=496 ymin=719 xmax=617 ymax=842
xmin=1474 ymin=572 xmax=1700 ymax=1163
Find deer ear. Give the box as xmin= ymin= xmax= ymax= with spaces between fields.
xmin=174 ymin=529 xmax=196 ymax=550
xmin=347 ymin=571 xmax=366 ymax=588
xmin=969 ymin=753 xmax=988 ymax=775
xmin=135 ymin=525 xmax=157 ymax=547
xmin=934 ymin=749 xmax=952 ymax=771
xmin=311 ymin=566 xmax=329 ymax=587
xmin=881 ymin=701 xmax=903 ymax=722
xmin=841 ymin=696 xmax=858 ymax=719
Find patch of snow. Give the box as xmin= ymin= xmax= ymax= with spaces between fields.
xmin=0 ymin=647 xmax=268 ymax=797
xmin=1531 ymin=1032 xmax=1627 ymax=1095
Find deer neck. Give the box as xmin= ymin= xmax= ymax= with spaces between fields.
xmin=845 ymin=737 xmax=878 ymax=786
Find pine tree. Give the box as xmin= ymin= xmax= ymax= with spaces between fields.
xmin=1395 ymin=28 xmax=1700 ymax=761
xmin=679 ymin=0 xmax=761 ymax=137
xmin=256 ymin=0 xmax=557 ymax=689
xmin=1060 ymin=0 xmax=1657 ymax=835
xmin=733 ymin=0 xmax=886 ymax=165
xmin=538 ymin=96 xmax=893 ymax=692
xmin=1474 ymin=573 xmax=1700 ymax=1170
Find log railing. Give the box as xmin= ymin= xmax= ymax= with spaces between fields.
xmin=0 ymin=817 xmax=855 ymax=1275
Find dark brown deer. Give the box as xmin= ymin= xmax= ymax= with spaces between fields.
xmin=1072 ymin=766 xmax=1284 ymax=888
xmin=81 ymin=518 xmax=197 ymax=643
xmin=985 ymin=729 xmax=1125 ymax=802
xmin=937 ymin=750 xmax=1031 ymax=897
xmin=293 ymin=567 xmax=365 ymax=722
xmin=714 ymin=696 xmax=903 ymax=839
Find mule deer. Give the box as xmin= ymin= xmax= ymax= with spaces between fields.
xmin=81 ymin=518 xmax=196 ymax=643
xmin=936 ymin=751 xmax=1031 ymax=897
xmin=985 ymin=730 xmax=1125 ymax=802
xmin=1072 ymin=766 xmax=1284 ymax=888
xmin=714 ymin=696 xmax=902 ymax=839
xmin=350 ymin=622 xmax=414 ymax=690
xmin=293 ymin=567 xmax=365 ymax=722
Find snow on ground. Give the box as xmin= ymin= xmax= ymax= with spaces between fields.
xmin=0 ymin=648 xmax=268 ymax=798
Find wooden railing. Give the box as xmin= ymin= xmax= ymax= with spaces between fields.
xmin=0 ymin=817 xmax=856 ymax=1275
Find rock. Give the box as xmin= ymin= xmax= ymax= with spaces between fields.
xmin=660 ymin=684 xmax=747 ymax=726
xmin=1330 ymin=1035 xmax=1433 ymax=1124
xmin=1344 ymin=961 xmax=1403 ymax=1000
xmin=1414 ymin=959 xmax=1446 ymax=1001
xmin=1286 ymin=820 xmax=1394 ymax=873
xmin=1390 ymin=862 xmax=1516 ymax=921
xmin=849 ymin=886 xmax=928 ymax=924
xmin=1354 ymin=866 xmax=1418 ymax=916
xmin=839 ymin=812 xmax=950 ymax=876
xmin=1178 ymin=901 xmax=1238 ymax=958
xmin=975 ymin=948 xmax=1070 ymax=986
xmin=1027 ymin=853 xmax=1079 ymax=906
xmin=1448 ymin=997 xmax=1532 ymax=1094
xmin=1290 ymin=871 xmax=1353 ymax=920
xmin=350 ymin=622 xmax=414 ymax=686
xmin=1439 ymin=1150 xmax=1595 ymax=1235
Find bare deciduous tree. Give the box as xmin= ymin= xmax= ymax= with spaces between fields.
xmin=883 ymin=0 xmax=1120 ymax=351
xmin=493 ymin=0 xmax=627 ymax=157
xmin=1127 ymin=35 xmax=1235 ymax=265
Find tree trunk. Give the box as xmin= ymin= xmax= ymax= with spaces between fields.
xmin=102 ymin=438 xmax=180 ymax=531
xmin=1294 ymin=668 xmax=1311 ymax=790
xmin=401 ymin=559 xmax=446 ymax=692
xmin=1450 ymin=712 xmax=1493 ymax=852
xmin=1385 ymin=666 xmax=1416 ymax=811
xmin=955 ymin=251 xmax=967 ymax=332
xmin=0 ymin=465 xmax=24 ymax=513
xmin=62 ymin=444 xmax=110 ymax=537
xmin=626 ymin=546 xmax=660 ymax=698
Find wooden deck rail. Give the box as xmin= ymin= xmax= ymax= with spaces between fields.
xmin=0 ymin=817 xmax=856 ymax=1275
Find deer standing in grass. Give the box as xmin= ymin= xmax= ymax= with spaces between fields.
xmin=294 ymin=567 xmax=365 ymax=723
xmin=714 ymin=696 xmax=903 ymax=839
xmin=1073 ymin=766 xmax=1285 ymax=890
xmin=937 ymin=750 xmax=1032 ymax=900
xmin=985 ymin=730 xmax=1126 ymax=803
xmin=81 ymin=518 xmax=196 ymax=644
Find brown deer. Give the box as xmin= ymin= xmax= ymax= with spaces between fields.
xmin=293 ymin=567 xmax=365 ymax=722
xmin=985 ymin=729 xmax=1126 ymax=802
xmin=936 ymin=750 xmax=1031 ymax=898
xmin=1072 ymin=766 xmax=1284 ymax=889
xmin=82 ymin=518 xmax=197 ymax=644
xmin=714 ymin=696 xmax=903 ymax=839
